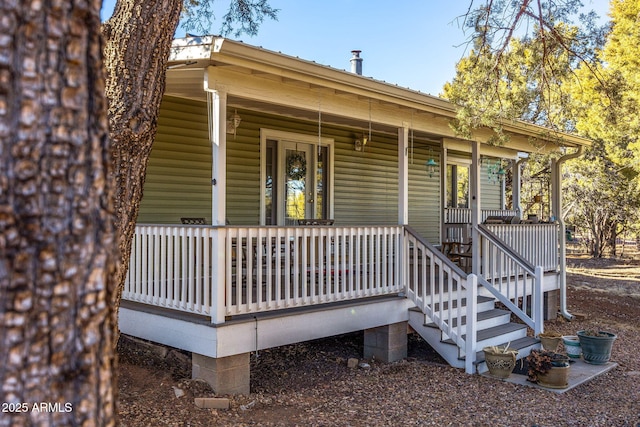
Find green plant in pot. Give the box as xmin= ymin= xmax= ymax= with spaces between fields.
xmin=526 ymin=349 xmax=571 ymax=389
xmin=577 ymin=329 xmax=617 ymax=365
xmin=483 ymin=344 xmax=518 ymax=379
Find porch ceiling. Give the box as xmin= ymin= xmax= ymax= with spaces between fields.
xmin=163 ymin=67 xmax=442 ymax=141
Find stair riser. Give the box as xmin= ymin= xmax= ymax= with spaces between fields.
xmin=435 ymin=312 xmax=511 ymax=337
xmin=459 ymin=329 xmax=529 ymax=358
xmin=427 ymin=300 xmax=495 ymax=319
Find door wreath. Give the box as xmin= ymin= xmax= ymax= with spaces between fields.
xmin=287 ymin=152 xmax=307 ymax=180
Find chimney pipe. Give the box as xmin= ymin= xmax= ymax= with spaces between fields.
xmin=350 ymin=50 xmax=363 ymax=75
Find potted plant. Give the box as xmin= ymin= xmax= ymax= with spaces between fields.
xmin=526 ymin=349 xmax=571 ymax=389
xmin=562 ymin=335 xmax=582 ymax=359
xmin=577 ymin=330 xmax=617 ymax=365
xmin=538 ymin=331 xmax=562 ymax=352
xmin=483 ymin=344 xmax=518 ymax=379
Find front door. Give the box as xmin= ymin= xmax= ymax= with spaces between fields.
xmin=262 ymin=131 xmax=331 ymax=226
xmin=281 ymin=141 xmax=314 ymax=225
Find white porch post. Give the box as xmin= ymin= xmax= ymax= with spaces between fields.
xmin=440 ymin=141 xmax=447 ymax=243
xmin=205 ymin=69 xmax=227 ymax=324
xmin=471 ymin=141 xmax=481 ymax=274
xmin=512 ymin=158 xmax=524 ymax=217
xmin=398 ymin=126 xmax=409 ymax=225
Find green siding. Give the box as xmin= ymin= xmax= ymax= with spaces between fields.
xmin=481 ymin=158 xmax=502 ymax=210
xmin=138 ymin=97 xmax=211 ymax=224
xmin=140 ymin=97 xmax=498 ymax=245
xmin=409 ymin=146 xmax=441 ymax=243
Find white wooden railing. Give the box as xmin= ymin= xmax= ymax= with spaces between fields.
xmin=485 ymin=223 xmax=558 ymax=272
xmin=124 ymin=225 xmax=215 ymax=315
xmin=444 ymin=208 xmax=519 ymax=224
xmin=123 ymin=224 xmax=404 ymax=320
xmin=225 ymin=225 xmax=403 ymax=316
xmin=404 ymin=227 xmax=478 ymax=374
xmin=477 ymin=224 xmax=544 ymax=336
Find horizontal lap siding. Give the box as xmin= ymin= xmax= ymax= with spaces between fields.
xmin=333 ymin=132 xmax=398 ymax=225
xmin=481 ymin=158 xmax=501 ymax=210
xmin=141 ymin=101 xmax=441 ymax=235
xmin=409 ymin=145 xmax=441 ymax=243
xmin=138 ymin=97 xmax=211 ymax=224
xmin=226 ymin=111 xmax=261 ymax=225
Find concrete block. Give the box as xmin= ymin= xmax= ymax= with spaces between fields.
xmin=363 ymin=321 xmax=407 ymax=363
xmin=192 ymin=353 xmax=250 ymax=395
xmin=544 ymin=290 xmax=559 ymax=320
xmin=194 ymin=398 xmax=230 ymax=409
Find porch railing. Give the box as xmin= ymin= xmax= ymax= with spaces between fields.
xmin=404 ymin=227 xmax=478 ymax=374
xmin=444 ymin=208 xmax=519 ymax=224
xmin=485 ymin=223 xmax=558 ymax=272
xmin=124 ymin=225 xmax=215 ymax=316
xmin=225 ymin=225 xmax=403 ymax=316
xmin=123 ymin=224 xmax=405 ymax=320
xmin=477 ymin=224 xmax=544 ymax=336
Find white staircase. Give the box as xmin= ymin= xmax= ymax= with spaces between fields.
xmin=404 ymin=226 xmax=547 ymax=374
xmin=408 ymin=294 xmax=540 ymax=373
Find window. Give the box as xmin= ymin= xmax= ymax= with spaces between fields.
xmin=446 ymin=164 xmax=469 ymax=208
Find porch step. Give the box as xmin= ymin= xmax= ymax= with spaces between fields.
xmin=442 ymin=322 xmax=529 ymax=350
xmin=408 ymin=292 xmax=535 ymax=373
xmin=429 ymin=295 xmax=495 ymax=318
xmin=473 ymin=336 xmax=541 ymax=374
xmin=424 ymin=308 xmax=510 ymax=330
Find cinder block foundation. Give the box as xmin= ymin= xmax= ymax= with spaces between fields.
xmin=192 ymin=352 xmax=250 ymax=395
xmin=544 ymin=290 xmax=559 ymax=320
xmin=363 ymin=321 xmax=408 ymax=363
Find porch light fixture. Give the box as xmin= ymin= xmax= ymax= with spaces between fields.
xmin=226 ymin=110 xmax=242 ymax=136
xmin=354 ymin=135 xmax=368 ymax=151
xmin=425 ymin=157 xmax=438 ymax=178
xmin=487 ymin=159 xmax=506 ymax=184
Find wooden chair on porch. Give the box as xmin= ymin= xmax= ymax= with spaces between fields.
xmin=180 ymin=217 xmax=206 ymax=225
xmin=441 ymin=240 xmax=472 ymax=272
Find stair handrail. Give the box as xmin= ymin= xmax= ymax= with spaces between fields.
xmin=403 ymin=226 xmax=478 ymax=374
xmin=476 ymin=224 xmax=544 ymax=336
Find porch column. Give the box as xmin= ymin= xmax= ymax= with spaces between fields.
xmin=205 ymin=70 xmax=227 ymax=324
xmin=206 ymin=85 xmax=227 ymax=226
xmin=470 ymin=141 xmax=481 ymax=274
xmin=512 ymin=157 xmax=525 ymax=217
xmin=398 ymin=126 xmax=409 ymax=225
xmin=440 ymin=141 xmax=448 ymax=243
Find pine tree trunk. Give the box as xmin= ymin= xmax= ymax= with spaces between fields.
xmin=102 ymin=0 xmax=183 ymax=335
xmin=0 ymin=1 xmax=118 ymax=425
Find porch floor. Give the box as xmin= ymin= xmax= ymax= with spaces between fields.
xmin=484 ymin=359 xmax=618 ymax=393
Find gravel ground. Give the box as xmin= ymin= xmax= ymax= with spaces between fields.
xmin=118 ymin=256 xmax=640 ymax=426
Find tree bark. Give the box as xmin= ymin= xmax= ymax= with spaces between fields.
xmin=102 ymin=0 xmax=183 ymax=333
xmin=0 ymin=1 xmax=118 ymax=425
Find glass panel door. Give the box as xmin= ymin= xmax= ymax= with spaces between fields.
xmin=282 ymin=142 xmax=313 ymax=225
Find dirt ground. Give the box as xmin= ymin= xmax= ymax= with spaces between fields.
xmin=117 ymin=254 xmax=640 ymax=426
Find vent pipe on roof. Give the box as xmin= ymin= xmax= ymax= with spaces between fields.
xmin=350 ymin=50 xmax=363 ymax=75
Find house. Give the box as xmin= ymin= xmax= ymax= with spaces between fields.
xmin=119 ymin=36 xmax=591 ymax=394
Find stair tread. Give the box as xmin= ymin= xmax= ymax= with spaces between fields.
xmin=473 ymin=336 xmax=540 ymax=364
xmin=442 ymin=322 xmax=527 ymax=345
xmin=424 ymin=308 xmax=510 ymax=328
xmin=431 ymin=295 xmax=494 ymax=311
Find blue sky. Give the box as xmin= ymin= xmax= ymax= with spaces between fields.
xmin=101 ymin=0 xmax=611 ymax=96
